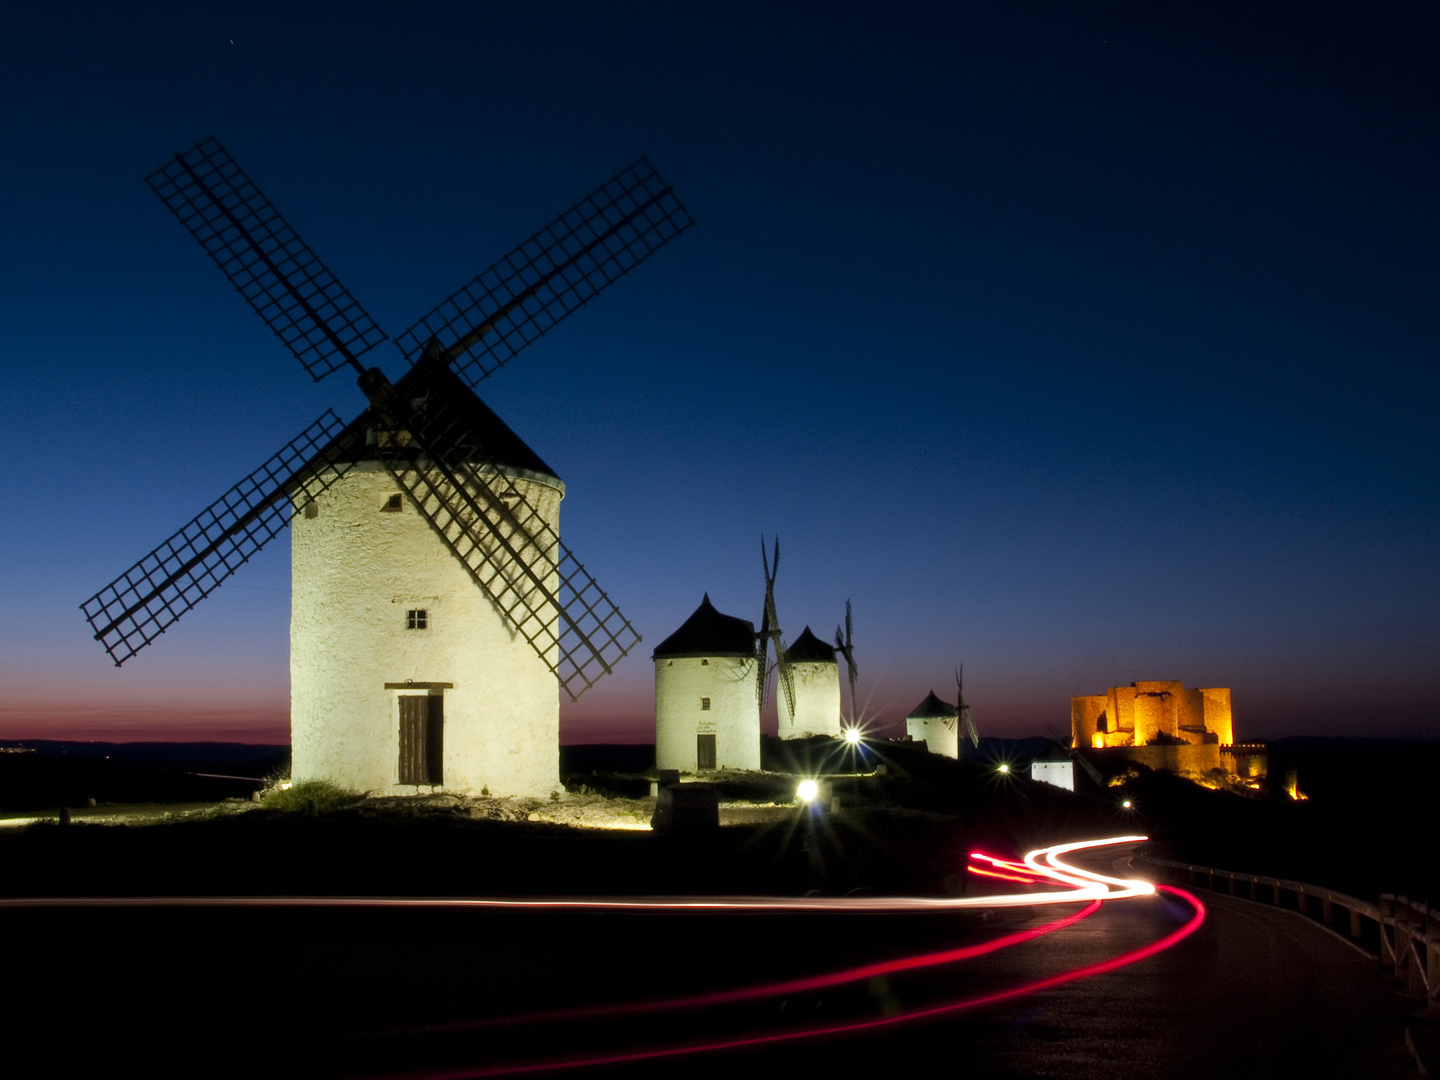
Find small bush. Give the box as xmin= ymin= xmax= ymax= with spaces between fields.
xmin=260 ymin=778 xmax=363 ymax=813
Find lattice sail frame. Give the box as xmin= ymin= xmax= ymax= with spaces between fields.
xmin=395 ymin=157 xmax=694 ymax=389
xmin=146 ymin=138 xmax=388 ymax=381
xmin=81 ymin=411 xmax=357 ymax=666
xmin=375 ymin=386 xmax=641 ymax=701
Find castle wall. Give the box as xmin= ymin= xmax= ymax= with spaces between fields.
xmin=290 ymin=463 xmax=562 ymax=798
xmin=1071 ymin=695 xmax=1109 ymax=748
xmin=655 ymin=655 xmax=760 ymax=772
xmin=1108 ymin=686 xmax=1137 ymax=742
xmin=778 ymin=660 xmax=841 ymax=739
xmin=1095 ymin=742 xmax=1222 ymax=778
xmin=1201 ymin=688 xmax=1234 ymax=745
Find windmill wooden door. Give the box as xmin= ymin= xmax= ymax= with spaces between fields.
xmin=696 ymin=733 xmax=716 ymax=771
xmin=399 ymin=695 xmax=443 ymax=785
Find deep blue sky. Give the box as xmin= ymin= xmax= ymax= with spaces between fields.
xmin=1 ymin=1 xmax=1435 ymax=743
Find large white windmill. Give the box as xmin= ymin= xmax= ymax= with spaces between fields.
xmin=81 ymin=138 xmax=693 ymax=797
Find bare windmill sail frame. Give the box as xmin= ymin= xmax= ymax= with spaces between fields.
xmin=756 ymin=536 xmax=797 ymax=720
xmin=82 ymin=137 xmax=693 ymax=700
xmin=951 ymin=665 xmax=979 ymax=747
xmin=834 ymin=599 xmax=858 ymax=724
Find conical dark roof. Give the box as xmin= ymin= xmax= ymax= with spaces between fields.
xmin=784 ymin=626 xmax=836 ymax=663
xmin=311 ymin=360 xmax=563 ymax=487
xmin=652 ymin=594 xmax=756 ymax=659
xmin=907 ymin=690 xmax=957 ymax=719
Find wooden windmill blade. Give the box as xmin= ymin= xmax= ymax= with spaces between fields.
xmin=378 ymin=378 xmax=641 ymax=701
xmin=760 ymin=536 xmax=796 ymax=721
xmin=956 ymin=665 xmax=979 ymax=747
xmin=834 ymin=599 xmax=858 ymax=722
xmin=80 ymin=411 xmax=360 ymax=666
xmin=146 ymin=138 xmax=388 ymax=382
xmin=755 ymin=584 xmax=772 ymax=708
xmin=394 ymin=157 xmax=694 ymax=390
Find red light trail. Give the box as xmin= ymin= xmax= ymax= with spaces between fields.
xmin=376 ymin=837 xmax=1202 ymax=1079
xmin=1 ymin=835 xmax=1200 ymax=1078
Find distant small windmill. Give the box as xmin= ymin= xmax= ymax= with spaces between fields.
xmin=755 ymin=536 xmax=796 ymax=722
xmin=833 ymin=600 xmax=859 ymax=724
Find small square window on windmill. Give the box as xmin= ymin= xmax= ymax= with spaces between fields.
xmin=79 ymin=137 xmax=694 ymax=704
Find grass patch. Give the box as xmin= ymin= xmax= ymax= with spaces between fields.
xmin=260 ymin=779 xmax=364 ymax=813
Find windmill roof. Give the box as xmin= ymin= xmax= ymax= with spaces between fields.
xmin=785 ymin=626 xmax=836 ymax=663
xmin=652 ymin=594 xmax=756 ymax=659
xmin=311 ymin=360 xmax=563 ymax=488
xmin=907 ymin=690 xmax=957 ymax=720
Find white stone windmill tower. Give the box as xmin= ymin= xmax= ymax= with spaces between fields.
xmin=653 ymin=595 xmax=759 ymax=772
xmin=81 ymin=138 xmax=692 ymax=797
xmin=777 ymin=628 xmax=841 ymax=739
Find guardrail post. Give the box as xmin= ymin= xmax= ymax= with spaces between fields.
xmin=1227 ymin=873 xmax=1236 ymax=896
xmin=1428 ymin=930 xmax=1439 ymax=1006
xmin=1379 ymin=895 xmax=1395 ymax=964
xmin=1272 ymin=879 xmax=1283 ymax=906
xmin=1322 ymin=894 xmax=1333 ymax=924
xmin=1249 ymin=876 xmax=1259 ymax=901
xmin=1350 ymin=907 xmax=1363 ymax=940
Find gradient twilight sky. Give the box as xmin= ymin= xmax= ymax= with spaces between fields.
xmin=1 ymin=2 xmax=1435 ymax=745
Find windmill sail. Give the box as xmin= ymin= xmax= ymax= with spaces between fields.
xmin=956 ymin=665 xmax=979 ymax=747
xmin=92 ymin=140 xmax=675 ymax=701
xmin=359 ymin=367 xmax=640 ymax=701
xmin=758 ymin=536 xmax=796 ymax=720
xmin=394 ymin=157 xmax=694 ymax=390
xmin=80 ymin=411 xmax=357 ymax=666
xmin=147 ymin=138 xmax=387 ymax=382
xmin=834 ymin=599 xmax=858 ymax=722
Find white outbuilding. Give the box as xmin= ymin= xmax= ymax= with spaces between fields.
xmin=778 ymin=627 xmax=841 ymax=739
xmin=905 ymin=690 xmax=960 ymax=759
xmin=1030 ymin=755 xmax=1075 ymax=792
xmin=654 ymin=595 xmax=760 ymax=772
xmin=289 ymin=363 xmax=564 ymax=798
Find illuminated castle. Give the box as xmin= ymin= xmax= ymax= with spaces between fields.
xmin=1071 ymin=680 xmax=1263 ymax=784
xmin=1072 ymin=681 xmax=1232 ymax=749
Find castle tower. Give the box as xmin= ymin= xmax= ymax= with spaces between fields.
xmin=654 ymin=595 xmax=760 ymax=772
xmin=778 ymin=626 xmax=841 ymax=739
xmin=906 ymin=690 xmax=960 ymax=759
xmin=290 ymin=363 xmax=563 ymax=798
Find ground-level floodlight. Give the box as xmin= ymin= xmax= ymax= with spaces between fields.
xmin=997 ymin=763 xmax=1010 ymax=774
xmin=842 ymin=727 xmax=863 ymax=746
xmin=796 ymin=779 xmax=820 ymax=803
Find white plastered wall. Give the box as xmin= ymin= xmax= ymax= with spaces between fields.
xmin=1030 ymin=760 xmax=1074 ymax=792
xmin=777 ymin=660 xmax=841 ymax=738
xmin=907 ymin=715 xmax=959 ymax=759
xmin=655 ymin=655 xmax=760 ymax=771
xmin=290 ymin=463 xmax=562 ymax=797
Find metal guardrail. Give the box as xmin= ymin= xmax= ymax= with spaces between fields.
xmin=1137 ymin=853 xmax=1439 ymax=1008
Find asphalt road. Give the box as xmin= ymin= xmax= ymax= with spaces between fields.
xmin=6 ymin=855 xmax=1420 ymax=1079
